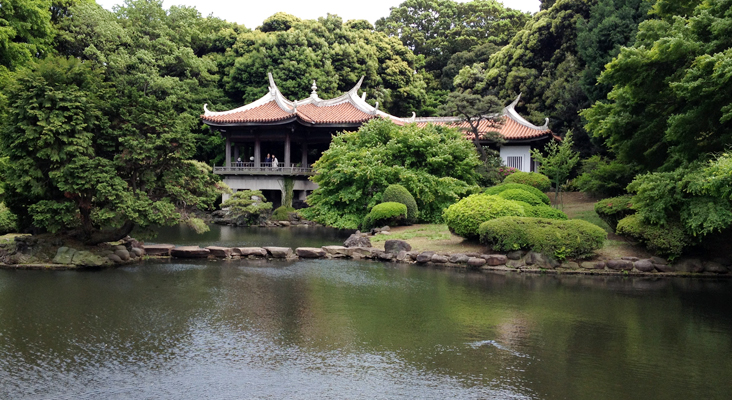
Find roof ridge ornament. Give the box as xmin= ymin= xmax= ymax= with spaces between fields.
xmin=203 ymin=103 xmax=210 ymax=114
xmin=507 ymin=93 xmax=521 ymax=110
xmin=311 ymin=80 xmax=318 ymax=97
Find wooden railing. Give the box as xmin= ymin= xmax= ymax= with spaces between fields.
xmin=214 ymin=163 xmax=314 ymax=176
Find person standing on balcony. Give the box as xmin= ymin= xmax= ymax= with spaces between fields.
xmin=272 ymin=155 xmax=279 ymax=169
xmin=265 ymin=153 xmax=271 ymax=166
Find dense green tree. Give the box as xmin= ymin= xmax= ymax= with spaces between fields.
xmin=300 ymin=118 xmax=482 ymax=229
xmin=0 ymin=0 xmax=53 ymax=75
xmin=375 ymin=0 xmax=529 ymax=87
xmin=531 ymin=131 xmax=580 ymax=206
xmin=222 ymin=13 xmax=425 ymax=116
xmin=582 ymin=0 xmax=729 ymax=171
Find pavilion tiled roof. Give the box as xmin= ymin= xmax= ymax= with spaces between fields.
xmin=201 ymin=74 xmax=551 ymax=142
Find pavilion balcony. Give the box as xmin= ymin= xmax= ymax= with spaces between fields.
xmin=213 ymin=162 xmax=314 ymax=176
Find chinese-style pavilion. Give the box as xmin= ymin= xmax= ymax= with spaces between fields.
xmin=201 ymin=73 xmax=553 ymax=205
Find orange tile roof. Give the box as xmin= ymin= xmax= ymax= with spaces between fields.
xmin=201 ymin=101 xmax=293 ymax=124
xmin=296 ymin=102 xmax=373 ymax=125
xmin=416 ymin=116 xmax=551 ymax=141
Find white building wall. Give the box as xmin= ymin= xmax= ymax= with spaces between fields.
xmin=499 ymin=145 xmax=532 ymax=172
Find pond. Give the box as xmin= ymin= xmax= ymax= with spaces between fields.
xmin=1 ymin=227 xmax=731 ymax=399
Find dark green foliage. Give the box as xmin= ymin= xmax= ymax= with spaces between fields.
xmin=573 ymin=155 xmax=639 ymax=197
xmin=479 ymin=217 xmax=607 ymax=259
xmin=222 ymin=190 xmax=272 ymax=222
xmin=503 ymin=172 xmax=551 ymax=192
xmin=0 ymin=204 xmax=17 ymax=234
xmin=518 ymin=203 xmax=569 ymax=220
xmin=300 ymin=119 xmax=482 ymax=229
xmin=442 ymin=194 xmax=525 ymax=239
xmin=272 ymin=206 xmax=295 ymax=221
xmin=616 ymin=214 xmax=691 ymax=259
xmin=382 ymin=184 xmax=418 ymax=223
xmin=223 ymin=13 xmax=425 ymax=116
xmin=362 ymin=202 xmax=407 ymax=231
xmin=594 ymin=195 xmax=634 ymax=231
xmin=582 ymin=0 xmax=732 ymax=171
xmin=0 ymin=0 xmax=54 ymax=74
xmin=498 ymin=189 xmax=544 ymax=206
xmin=485 ymin=183 xmax=551 ymax=205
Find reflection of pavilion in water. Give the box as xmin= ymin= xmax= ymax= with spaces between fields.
xmin=201 ymin=73 xmax=556 ymax=207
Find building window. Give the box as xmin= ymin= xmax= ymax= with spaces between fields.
xmin=506 ymin=156 xmax=523 ymax=170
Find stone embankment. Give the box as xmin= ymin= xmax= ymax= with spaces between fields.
xmin=144 ymin=233 xmax=731 ymax=277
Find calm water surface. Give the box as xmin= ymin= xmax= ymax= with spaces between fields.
xmin=1 ymin=227 xmax=731 ymax=399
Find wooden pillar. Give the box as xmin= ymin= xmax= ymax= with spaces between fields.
xmin=254 ymin=136 xmax=261 ymax=168
xmin=225 ymin=134 xmax=231 ymax=168
xmin=301 ymin=142 xmax=308 ymax=167
xmin=284 ymin=130 xmax=291 ymax=168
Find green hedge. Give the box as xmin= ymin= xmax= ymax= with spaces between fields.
xmin=497 ymin=188 xmax=544 ymax=206
xmin=616 ymin=214 xmax=691 ymax=259
xmin=503 ymin=171 xmax=551 ymax=192
xmin=594 ymin=195 xmax=634 ymax=231
xmin=382 ymin=184 xmax=418 ymax=223
xmin=485 ymin=183 xmax=550 ymax=205
xmin=443 ymin=194 xmax=525 ymax=239
xmin=362 ymin=202 xmax=407 ymax=230
xmin=515 ymin=202 xmax=568 ymax=220
xmin=479 ymin=217 xmax=607 ymax=259
xmin=272 ymin=206 xmax=295 ymax=221
xmin=0 ymin=204 xmax=17 ymax=234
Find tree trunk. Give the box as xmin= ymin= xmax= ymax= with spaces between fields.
xmin=83 ymin=220 xmax=136 ymax=245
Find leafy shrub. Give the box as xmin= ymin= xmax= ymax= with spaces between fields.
xmin=442 ymin=194 xmax=525 ymax=239
xmin=616 ymin=214 xmax=692 ymax=259
xmin=573 ymin=156 xmax=638 ymax=197
xmin=272 ymin=206 xmax=295 ymax=221
xmin=484 ymin=183 xmax=550 ymax=205
xmin=516 ymin=203 xmax=568 ymax=220
xmin=594 ymin=195 xmax=634 ymax=231
xmin=221 ymin=190 xmax=273 ymax=225
xmin=497 ymin=188 xmax=544 ymax=206
xmin=503 ymin=171 xmax=551 ymax=192
xmin=362 ymin=202 xmax=407 ymax=230
xmin=0 ymin=204 xmax=17 ymax=234
xmin=479 ymin=217 xmax=607 ymax=259
xmin=382 ymin=184 xmax=418 ymax=223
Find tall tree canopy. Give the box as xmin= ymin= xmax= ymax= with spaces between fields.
xmin=222 ymin=13 xmax=426 ymax=116
xmin=582 ymin=0 xmax=731 ymax=171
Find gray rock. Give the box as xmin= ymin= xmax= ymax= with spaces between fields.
xmin=170 ymin=246 xmax=209 ymax=259
xmin=416 ymin=252 xmax=435 ymax=263
xmin=621 ymin=256 xmax=639 ymax=262
xmin=467 ymin=257 xmax=486 ymax=267
xmin=525 ymin=252 xmax=550 ymax=268
xmin=107 ymin=254 xmax=122 ymax=263
xmin=396 ymin=250 xmax=409 ymax=262
xmin=384 ymin=239 xmax=412 ymax=254
xmin=431 ymin=254 xmax=449 ymax=263
xmin=279 ymin=221 xmax=291 ymax=227
xmin=264 ymin=247 xmax=294 ymax=258
xmin=322 ymin=245 xmax=351 ymax=258
xmin=580 ymin=261 xmax=606 ymax=270
xmin=561 ymin=261 xmax=580 ymax=269
xmin=606 ymin=259 xmax=633 ymax=271
xmin=142 ymin=244 xmax=175 ymax=256
xmin=351 ymin=247 xmax=375 ymax=259
xmin=130 ymin=247 xmax=145 ymax=257
xmin=506 ymin=250 xmax=523 ymax=260
xmin=296 ymin=247 xmax=326 ymax=258
xmin=634 ymin=259 xmax=655 ymax=272
xmin=674 ymin=258 xmax=704 ymax=273
xmin=52 ymin=247 xmax=76 ymax=264
xmin=448 ymin=253 xmax=469 ymax=263
xmin=237 ymin=247 xmax=268 ymax=257
xmin=650 ymin=256 xmax=668 ymax=265
xmin=703 ymin=261 xmax=729 ymax=274
xmin=376 ymin=251 xmax=394 ymax=261
xmin=114 ymin=245 xmax=127 ymax=251
xmin=72 ymin=251 xmax=106 ymax=267
xmin=506 ymin=260 xmax=524 ymax=268
xmin=406 ymin=251 xmax=420 ymax=261
xmin=654 ymin=263 xmax=675 ymax=273
xmin=381 ymin=226 xmax=390 ymax=231
xmin=206 ymin=246 xmax=233 ymax=258
xmin=484 ymin=254 xmax=508 ymax=266
xmin=344 ymin=233 xmax=372 ymax=248
xmin=114 ymin=249 xmax=131 ymax=261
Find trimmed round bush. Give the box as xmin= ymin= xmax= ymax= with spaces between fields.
xmin=479 ymin=217 xmax=607 ymax=259
xmin=272 ymin=206 xmax=295 ymax=221
xmin=497 ymin=188 xmax=544 ymax=206
xmin=594 ymin=195 xmax=634 ymax=231
xmin=382 ymin=184 xmax=418 ymax=223
xmin=616 ymin=214 xmax=691 ymax=258
xmin=443 ymin=194 xmax=525 ymax=239
xmin=485 ymin=183 xmax=550 ymax=205
xmin=519 ymin=203 xmax=568 ymax=220
xmin=362 ymin=202 xmax=407 ymax=230
xmin=503 ymin=171 xmax=551 ymax=192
